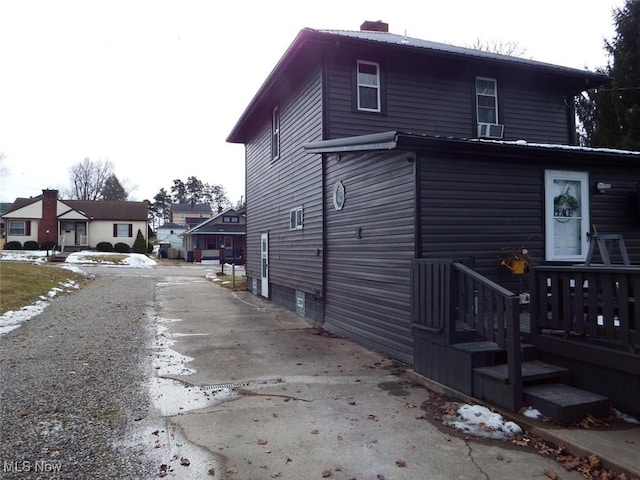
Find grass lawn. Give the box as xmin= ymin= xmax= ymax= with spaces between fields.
xmin=0 ymin=262 xmax=87 ymax=314
xmin=216 ymin=274 xmax=247 ymax=291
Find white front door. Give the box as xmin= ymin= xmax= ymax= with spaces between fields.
xmin=260 ymin=232 xmax=269 ymax=298
xmin=545 ymin=170 xmax=590 ymax=262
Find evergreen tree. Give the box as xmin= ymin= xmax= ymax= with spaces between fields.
xmin=101 ymin=174 xmax=128 ymax=200
xmin=133 ymin=229 xmax=147 ymax=254
xmin=577 ymin=1 xmax=640 ymax=149
xmin=171 ymin=179 xmax=187 ymax=203
xmin=152 ymin=188 xmax=172 ymax=224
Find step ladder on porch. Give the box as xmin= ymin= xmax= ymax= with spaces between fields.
xmin=585 ymin=231 xmax=630 ymax=266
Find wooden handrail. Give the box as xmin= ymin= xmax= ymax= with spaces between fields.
xmin=453 ymin=263 xmax=522 ymax=411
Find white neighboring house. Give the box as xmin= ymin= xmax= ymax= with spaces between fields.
xmin=156 ymin=223 xmax=187 ymax=259
xmin=2 ymin=189 xmax=149 ymax=250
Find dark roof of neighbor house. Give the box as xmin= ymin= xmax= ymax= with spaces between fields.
xmin=227 ymin=27 xmax=610 ymax=143
xmin=303 ymin=131 xmax=640 ymax=162
xmin=183 ymin=207 xmax=246 ymax=236
xmin=63 ymin=200 xmax=148 ymax=220
xmin=171 ymin=203 xmax=212 ymax=213
xmin=2 ymin=195 xmax=148 ymax=221
xmin=158 ymin=222 xmax=187 ymax=230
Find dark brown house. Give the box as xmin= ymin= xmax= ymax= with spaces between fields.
xmin=227 ymin=22 xmax=640 ymax=420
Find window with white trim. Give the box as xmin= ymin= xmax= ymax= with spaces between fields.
xmin=271 ymin=106 xmax=280 ymax=160
xmin=8 ymin=220 xmax=28 ymax=235
xmin=289 ymin=207 xmax=303 ymax=230
xmin=357 ymin=60 xmax=381 ymax=112
xmin=114 ymin=223 xmax=132 ymax=237
xmin=476 ymin=77 xmax=498 ymax=125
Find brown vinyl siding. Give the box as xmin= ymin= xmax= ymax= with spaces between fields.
xmin=245 ymin=69 xmax=324 ymax=295
xmin=324 ymin=150 xmax=416 ymax=362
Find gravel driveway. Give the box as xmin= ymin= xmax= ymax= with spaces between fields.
xmin=0 ymin=273 xmax=156 ymax=479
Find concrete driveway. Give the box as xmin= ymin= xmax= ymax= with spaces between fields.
xmin=146 ymin=267 xmax=586 ymax=480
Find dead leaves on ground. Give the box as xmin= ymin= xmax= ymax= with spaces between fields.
xmin=512 ymin=433 xmax=632 ymax=480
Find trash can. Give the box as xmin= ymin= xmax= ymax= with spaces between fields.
xmin=187 ymin=251 xmax=194 ymax=262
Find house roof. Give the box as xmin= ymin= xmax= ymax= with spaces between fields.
xmin=2 ymin=195 xmax=148 ymax=221
xmin=62 ymin=200 xmax=148 ymax=220
xmin=303 ymin=131 xmax=640 ymax=162
xmin=183 ymin=207 xmax=246 ymax=236
xmin=171 ymin=203 xmax=212 ymax=213
xmin=227 ymin=28 xmax=610 ymax=144
xmin=158 ymin=222 xmax=187 ymax=230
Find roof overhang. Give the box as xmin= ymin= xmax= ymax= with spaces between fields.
xmin=303 ymin=131 xmax=640 ymax=164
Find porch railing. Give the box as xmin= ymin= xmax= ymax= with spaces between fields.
xmin=531 ymin=265 xmax=640 ymax=353
xmin=412 ymin=259 xmax=522 ymax=409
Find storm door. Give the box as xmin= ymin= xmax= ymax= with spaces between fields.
xmin=260 ymin=232 xmax=269 ymax=298
xmin=545 ymin=170 xmax=590 ymax=261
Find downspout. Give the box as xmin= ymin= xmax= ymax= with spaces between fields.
xmin=319 ymin=50 xmax=330 ymax=326
xmin=413 ymin=152 xmax=421 ymax=260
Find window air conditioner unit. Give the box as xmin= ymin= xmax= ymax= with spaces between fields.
xmin=477 ymin=123 xmax=504 ymax=139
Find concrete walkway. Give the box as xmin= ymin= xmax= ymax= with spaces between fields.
xmin=154 ymin=272 xmax=639 ymax=480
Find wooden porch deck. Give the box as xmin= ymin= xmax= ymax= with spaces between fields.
xmin=411 ymin=259 xmax=640 ymax=420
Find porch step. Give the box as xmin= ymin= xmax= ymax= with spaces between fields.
xmin=474 ymin=360 xmax=570 ymax=385
xmin=524 ymin=383 xmax=610 ymax=424
xmin=472 ymin=360 xmax=571 ymax=415
xmin=453 ymin=341 xmax=538 ymax=362
xmin=50 ymin=252 xmax=71 ymax=263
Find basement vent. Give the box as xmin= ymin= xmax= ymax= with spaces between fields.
xmin=252 ymin=278 xmax=258 ymax=295
xmin=296 ymin=290 xmax=306 ymax=316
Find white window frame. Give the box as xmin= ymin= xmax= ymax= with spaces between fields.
xmin=357 ymin=60 xmax=381 ymax=112
xmin=8 ymin=220 xmax=26 ymax=235
xmin=544 ymin=170 xmax=590 ymax=262
xmin=476 ymin=77 xmax=498 ymax=126
xmin=272 ymin=106 xmax=280 ymax=160
xmin=289 ymin=206 xmax=303 ymax=230
xmin=115 ymin=223 xmax=131 ymax=237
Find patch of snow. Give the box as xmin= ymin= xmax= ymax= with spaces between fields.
xmin=442 ymin=402 xmax=523 ymax=440
xmin=0 ymin=250 xmax=50 ymax=263
xmin=0 ymin=279 xmax=80 ymax=337
xmin=59 ymin=264 xmax=89 ymax=275
xmin=66 ymin=251 xmax=157 ymax=268
xmin=522 ymin=407 xmax=543 ymax=419
xmin=614 ymin=409 xmax=640 ymax=425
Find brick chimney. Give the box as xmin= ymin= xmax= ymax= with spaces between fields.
xmin=39 ymin=189 xmax=58 ymax=245
xmin=360 ymin=20 xmax=388 ymax=32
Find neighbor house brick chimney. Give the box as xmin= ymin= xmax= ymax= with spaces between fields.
xmin=39 ymin=189 xmax=58 ymax=245
xmin=360 ymin=20 xmax=388 ymax=32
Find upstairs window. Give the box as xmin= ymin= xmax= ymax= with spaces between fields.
xmin=476 ymin=77 xmax=498 ymax=124
xmin=223 ymin=216 xmax=240 ymax=223
xmin=271 ymin=106 xmax=280 ymax=160
xmin=357 ymin=60 xmax=381 ymax=112
xmin=289 ymin=207 xmax=303 ymax=230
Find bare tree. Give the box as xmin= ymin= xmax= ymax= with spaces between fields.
xmin=69 ymin=157 xmax=114 ymax=200
xmin=466 ymin=38 xmax=529 ymax=57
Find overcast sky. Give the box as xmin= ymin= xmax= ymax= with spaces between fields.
xmin=0 ymin=0 xmax=626 ymax=205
